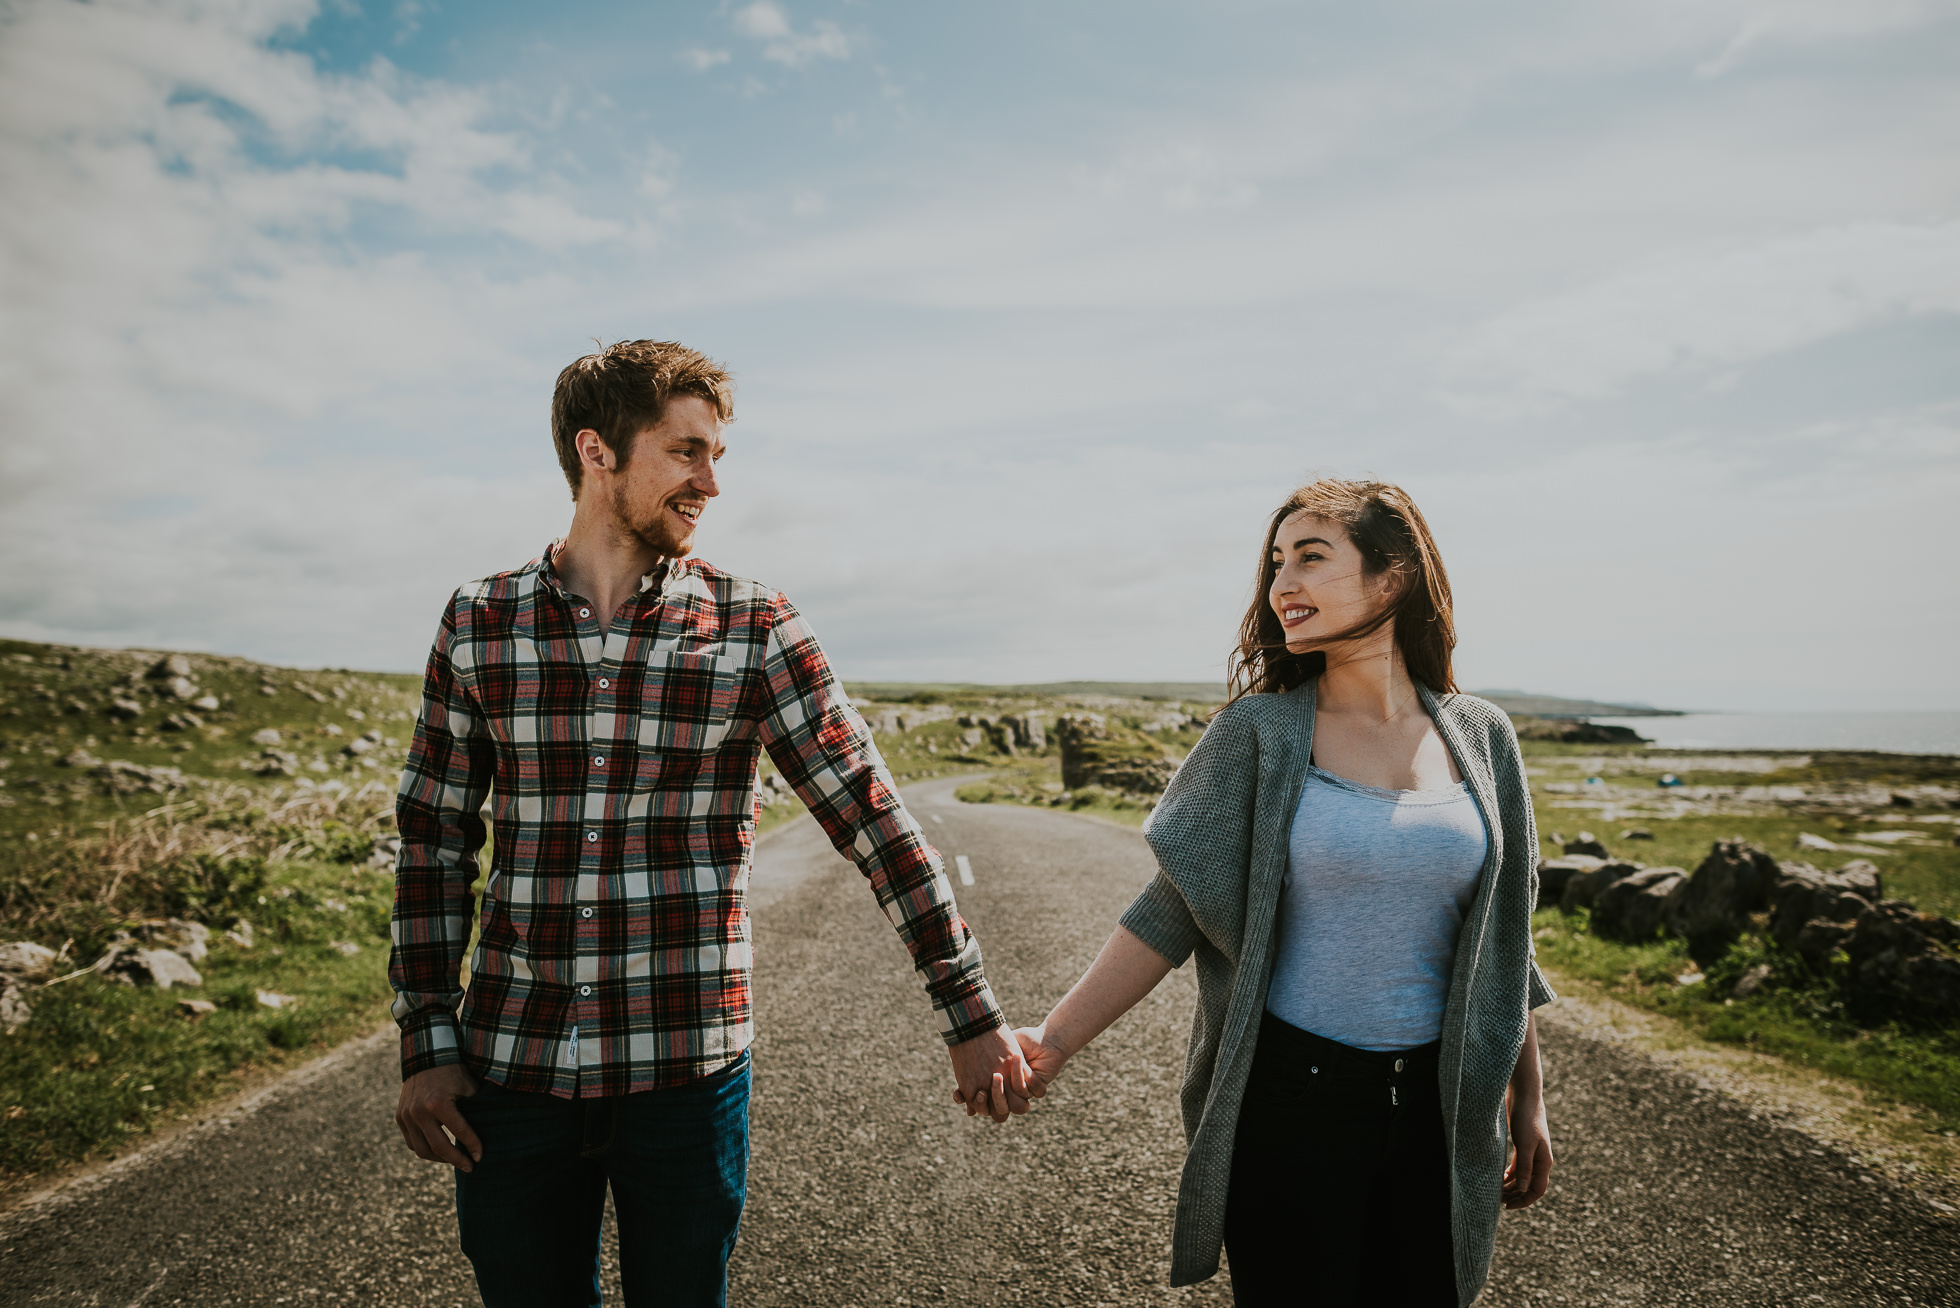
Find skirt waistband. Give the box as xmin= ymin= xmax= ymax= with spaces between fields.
xmin=1256 ymin=1010 xmax=1441 ymax=1076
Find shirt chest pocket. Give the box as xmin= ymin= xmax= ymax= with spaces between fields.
xmin=637 ymin=650 xmax=739 ymax=755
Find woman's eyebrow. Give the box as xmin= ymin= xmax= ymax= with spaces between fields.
xmin=1285 ymin=535 xmax=1333 ymax=551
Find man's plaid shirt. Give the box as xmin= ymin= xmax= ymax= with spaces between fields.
xmin=389 ymin=545 xmax=1004 ymax=1097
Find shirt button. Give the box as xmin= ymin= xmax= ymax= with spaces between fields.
xmin=585 ymin=831 xmax=598 ymax=843
xmin=593 ymin=756 xmax=605 ymax=768
xmin=578 ymin=607 xmax=591 ymax=619
xmin=597 ymin=678 xmax=610 ymax=689
xmin=582 ymin=907 xmax=594 ymax=918
xmin=1394 ymin=1058 xmax=1405 ymax=1073
xmin=579 ymin=985 xmax=592 ymax=997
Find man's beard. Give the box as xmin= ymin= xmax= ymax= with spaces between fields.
xmin=610 ymin=482 xmax=693 ymax=558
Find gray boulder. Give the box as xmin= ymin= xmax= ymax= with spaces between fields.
xmin=147 ymin=654 xmax=194 ymax=680
xmin=1591 ymin=867 xmax=1687 ymax=942
xmin=1564 ymin=831 xmax=1610 ymax=859
xmin=1663 ymin=840 xmax=1782 ymax=959
xmin=106 ymin=946 xmax=203 ymax=990
xmin=1561 ymin=860 xmax=1640 ymax=913
xmin=1769 ymin=861 xmax=1882 ymax=949
xmin=1535 ymin=856 xmax=1603 ymax=911
xmin=1731 ymin=963 xmax=1773 ymax=999
xmin=1794 ymin=920 xmax=1854 ymax=971
xmin=0 ymin=940 xmax=58 ymax=982
xmin=0 ymin=981 xmax=32 ymax=1030
xmin=1843 ymin=900 xmax=1960 ymax=1019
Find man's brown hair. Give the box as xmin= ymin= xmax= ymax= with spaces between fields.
xmin=1228 ymin=478 xmax=1458 ymax=702
xmin=551 ymin=340 xmax=735 ymax=499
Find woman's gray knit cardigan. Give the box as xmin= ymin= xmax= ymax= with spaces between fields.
xmin=1117 ymin=679 xmax=1556 ymax=1306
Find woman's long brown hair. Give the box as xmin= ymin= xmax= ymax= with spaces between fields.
xmin=1227 ymin=478 xmax=1458 ymax=702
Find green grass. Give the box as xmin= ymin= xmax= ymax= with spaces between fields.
xmin=1533 ymin=909 xmax=1960 ymax=1130
xmin=0 ymin=854 xmax=395 ymax=1185
xmin=955 ymin=759 xmax=1159 ymax=827
xmin=1523 ymin=740 xmax=1960 ymax=917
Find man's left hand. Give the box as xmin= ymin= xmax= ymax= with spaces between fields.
xmin=948 ymin=1025 xmax=1039 ymax=1124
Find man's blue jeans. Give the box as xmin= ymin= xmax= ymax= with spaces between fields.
xmin=454 ymin=1053 xmax=750 ymax=1308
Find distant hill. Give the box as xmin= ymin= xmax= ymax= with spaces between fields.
xmin=1472 ymin=690 xmax=1681 ymax=718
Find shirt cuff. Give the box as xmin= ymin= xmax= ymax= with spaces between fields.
xmin=1117 ymin=872 xmax=1202 ymax=968
xmin=926 ymin=935 xmax=1008 ymax=1046
xmin=398 ymin=1005 xmax=465 ymax=1079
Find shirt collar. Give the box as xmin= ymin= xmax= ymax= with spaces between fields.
xmin=538 ymin=539 xmax=680 ymax=602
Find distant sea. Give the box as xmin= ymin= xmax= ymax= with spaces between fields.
xmin=1591 ymin=712 xmax=1960 ymax=756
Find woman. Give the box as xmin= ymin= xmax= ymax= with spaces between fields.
xmin=1011 ymin=478 xmax=1555 ymax=1306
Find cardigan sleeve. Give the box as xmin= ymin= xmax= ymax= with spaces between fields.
xmin=1528 ymin=960 xmax=1558 ymax=1009
xmin=1119 ymin=871 xmax=1205 ymax=967
xmin=1131 ymin=701 xmax=1262 ymax=961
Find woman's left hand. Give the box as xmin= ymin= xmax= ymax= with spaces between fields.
xmin=1502 ymin=1093 xmax=1553 ymax=1209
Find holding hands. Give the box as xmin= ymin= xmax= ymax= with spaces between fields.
xmin=948 ymin=1024 xmax=1044 ymax=1123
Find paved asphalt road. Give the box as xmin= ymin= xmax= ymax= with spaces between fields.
xmin=4 ymin=776 xmax=1956 ymax=1306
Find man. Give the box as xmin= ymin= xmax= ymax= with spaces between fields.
xmin=389 ymin=340 xmax=1033 ymax=1307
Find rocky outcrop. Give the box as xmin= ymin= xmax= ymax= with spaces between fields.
xmin=1591 ymin=867 xmax=1687 ymax=943
xmin=1561 ymin=860 xmax=1640 ymax=913
xmin=1536 ymin=856 xmax=1603 ymax=910
xmin=1662 ymin=840 xmax=1781 ymax=960
xmin=0 ymin=941 xmax=59 ymax=1030
xmin=1843 ymin=901 xmax=1960 ymax=1020
xmin=1564 ymin=831 xmax=1610 ymax=859
xmin=1054 ymin=714 xmax=1178 ymax=793
xmin=1768 ymin=860 xmax=1881 ymax=950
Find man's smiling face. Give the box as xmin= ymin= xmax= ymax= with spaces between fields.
xmin=593 ymin=393 xmax=725 ymax=558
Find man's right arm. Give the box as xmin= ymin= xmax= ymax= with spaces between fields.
xmin=389 ymin=593 xmax=495 ymax=1085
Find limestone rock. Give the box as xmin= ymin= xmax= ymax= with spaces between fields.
xmin=1563 ymin=831 xmax=1610 ymax=859
xmin=0 ymin=940 xmax=58 ymax=982
xmin=1055 ymin=714 xmax=1177 ymax=793
xmin=1794 ymin=919 xmax=1854 ymax=971
xmin=252 ymin=728 xmax=283 ymax=746
xmin=106 ymin=698 xmax=145 ymax=720
xmin=147 ymin=654 xmax=193 ymax=681
xmin=1731 ymin=963 xmax=1773 ymax=999
xmin=192 ymin=695 xmax=221 ymax=712
xmin=1769 ymin=861 xmax=1882 ymax=949
xmin=0 ymin=982 xmax=33 ymax=1029
xmin=107 ymin=946 xmax=203 ymax=990
xmin=1843 ymin=900 xmax=1960 ymax=1019
xmin=1662 ymin=840 xmax=1781 ymax=959
xmin=1590 ymin=867 xmax=1687 ymax=943
xmin=1535 ymin=856 xmax=1603 ymax=911
xmin=1560 ymin=860 xmax=1640 ymax=913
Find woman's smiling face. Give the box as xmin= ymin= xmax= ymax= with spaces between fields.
xmin=1268 ymin=511 xmax=1397 ymax=653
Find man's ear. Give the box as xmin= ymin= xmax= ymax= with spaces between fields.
xmin=575 ymin=428 xmax=613 ymax=475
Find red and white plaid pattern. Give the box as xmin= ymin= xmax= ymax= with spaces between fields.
xmin=389 ymin=544 xmax=1003 ymax=1097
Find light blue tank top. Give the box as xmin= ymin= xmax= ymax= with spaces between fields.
xmin=1264 ymin=765 xmax=1488 ymax=1051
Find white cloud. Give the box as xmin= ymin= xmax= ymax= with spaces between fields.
xmin=0 ymin=0 xmax=616 ymax=664
xmin=683 ymin=48 xmax=730 ymax=71
xmin=1698 ymin=0 xmax=1960 ymax=75
xmin=1439 ymin=222 xmax=1960 ymax=418
xmin=732 ymin=2 xmax=852 ymax=67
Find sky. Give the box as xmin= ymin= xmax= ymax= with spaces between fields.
xmin=1 ymin=0 xmax=1956 ymax=711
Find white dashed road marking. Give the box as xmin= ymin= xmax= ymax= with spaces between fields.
xmin=954 ymin=854 xmax=974 ymax=886
xmin=931 ymin=813 xmax=944 ymax=824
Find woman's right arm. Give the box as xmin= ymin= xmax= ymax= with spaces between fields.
xmin=1013 ymin=926 xmax=1175 ymax=1087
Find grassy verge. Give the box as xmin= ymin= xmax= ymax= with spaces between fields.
xmin=955 ymin=758 xmax=1158 ymax=828
xmin=1 ymin=838 xmax=395 ymax=1190
xmin=1532 ymin=907 xmax=1960 ymax=1131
